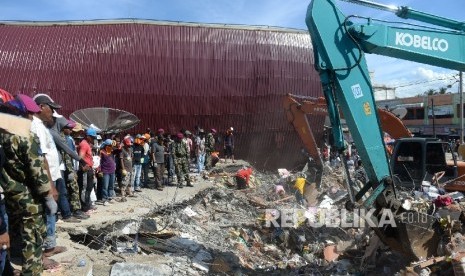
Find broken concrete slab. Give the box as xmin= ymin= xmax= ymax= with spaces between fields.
xmin=191 ymin=249 xmax=212 ymax=272
xmin=110 ymin=262 xmax=169 ymax=276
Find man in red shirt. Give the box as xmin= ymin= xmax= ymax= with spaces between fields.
xmin=78 ymin=128 xmax=98 ymax=213
xmin=235 ymin=167 xmax=253 ymax=190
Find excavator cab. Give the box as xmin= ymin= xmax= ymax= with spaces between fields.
xmin=391 ymin=138 xmax=457 ymax=189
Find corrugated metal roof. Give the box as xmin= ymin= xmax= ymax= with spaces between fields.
xmin=0 ymin=20 xmax=324 ymax=169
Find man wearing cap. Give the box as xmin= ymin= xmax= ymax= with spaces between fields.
xmin=78 ymin=128 xmax=98 ymax=212
xmin=31 ymin=93 xmax=68 ymax=260
xmin=151 ymin=135 xmax=165 ymax=191
xmin=0 ymin=94 xmax=57 ymax=273
xmin=53 ymin=116 xmax=89 ymax=220
xmin=48 ymin=114 xmax=82 ymax=223
xmin=205 ymin=129 xmax=216 ymax=170
xmin=173 ymin=133 xmax=192 ymax=188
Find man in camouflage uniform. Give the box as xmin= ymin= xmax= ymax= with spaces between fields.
xmin=173 ymin=133 xmax=192 ymax=188
xmin=0 ymin=130 xmax=54 ymax=275
xmin=61 ymin=131 xmax=85 ymax=216
xmin=204 ymin=129 xmax=216 ymax=170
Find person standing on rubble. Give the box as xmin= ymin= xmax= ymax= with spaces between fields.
xmin=205 ymin=129 xmax=216 ymax=170
xmin=223 ymin=127 xmax=235 ymax=163
xmin=173 ymin=133 xmax=193 ymax=188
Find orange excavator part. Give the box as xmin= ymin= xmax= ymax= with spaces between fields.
xmin=283 ymin=94 xmax=327 ymax=170
xmin=283 ymin=93 xmax=412 ymax=166
xmin=378 ymin=109 xmax=412 ymax=139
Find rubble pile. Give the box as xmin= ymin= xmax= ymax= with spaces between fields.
xmin=132 ymin=165 xmax=384 ymax=275
xmin=59 ymin=161 xmax=465 ymax=275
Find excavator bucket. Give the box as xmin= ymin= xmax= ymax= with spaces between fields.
xmin=374 ymin=213 xmax=439 ymax=260
xmin=371 ymin=187 xmax=440 ymax=260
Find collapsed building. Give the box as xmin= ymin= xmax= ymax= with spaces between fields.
xmin=0 ymin=20 xmax=326 ymax=169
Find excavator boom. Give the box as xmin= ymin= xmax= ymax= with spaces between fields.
xmin=305 ymin=0 xmax=465 ymax=260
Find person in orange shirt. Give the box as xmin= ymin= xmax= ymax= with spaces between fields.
xmin=235 ymin=167 xmax=253 ymax=190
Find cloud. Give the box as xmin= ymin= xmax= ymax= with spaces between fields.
xmin=366 ymin=54 xmax=458 ymax=97
xmin=414 ymin=67 xmax=454 ymax=82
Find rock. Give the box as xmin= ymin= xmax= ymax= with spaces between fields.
xmin=211 ymin=256 xmax=233 ymax=274
xmin=186 ymin=267 xmax=198 ymax=275
xmin=213 ymin=190 xmax=228 ymax=199
xmin=139 ymin=218 xmax=157 ymax=233
xmin=191 ymin=250 xmax=212 ymax=272
xmin=239 ymin=228 xmax=250 ymax=242
xmin=110 ymin=262 xmax=166 ymax=276
xmin=304 ymin=182 xmax=319 ymax=207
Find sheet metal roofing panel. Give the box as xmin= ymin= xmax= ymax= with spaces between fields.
xmin=0 ymin=21 xmax=324 ymax=169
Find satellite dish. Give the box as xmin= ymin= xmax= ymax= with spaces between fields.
xmin=391 ymin=107 xmax=408 ymax=119
xmin=70 ymin=107 xmax=140 ymax=134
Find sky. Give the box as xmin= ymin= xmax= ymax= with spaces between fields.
xmin=0 ymin=0 xmax=463 ymax=98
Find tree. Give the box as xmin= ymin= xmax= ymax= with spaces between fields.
xmin=439 ymin=87 xmax=448 ymax=94
xmin=425 ymin=88 xmax=436 ymax=95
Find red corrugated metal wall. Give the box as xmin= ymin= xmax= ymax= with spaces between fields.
xmin=0 ymin=21 xmax=325 ymax=170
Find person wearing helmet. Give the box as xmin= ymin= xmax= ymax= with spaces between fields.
xmin=173 ymin=132 xmax=192 ymax=188
xmin=78 ymin=128 xmax=98 ymax=213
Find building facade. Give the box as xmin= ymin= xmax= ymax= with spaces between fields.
xmin=377 ymin=93 xmax=464 ymax=139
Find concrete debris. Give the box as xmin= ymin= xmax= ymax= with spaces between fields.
xmin=191 ymin=250 xmax=212 ymax=272
xmin=49 ymin=160 xmax=465 ymax=276
xmin=182 ymin=206 xmax=198 ymax=217
xmin=110 ymin=263 xmax=166 ymax=276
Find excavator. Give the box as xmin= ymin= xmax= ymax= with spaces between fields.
xmin=304 ymin=0 xmax=465 ymax=260
xmin=284 ymin=93 xmax=465 ymax=189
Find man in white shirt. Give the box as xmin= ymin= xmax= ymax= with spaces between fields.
xmin=31 ymin=93 xmax=69 ymax=258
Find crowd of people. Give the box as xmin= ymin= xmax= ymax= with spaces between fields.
xmin=0 ymin=88 xmax=237 ymax=275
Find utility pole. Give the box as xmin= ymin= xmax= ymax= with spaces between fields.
xmin=460 ymin=71 xmax=464 ymax=144
xmin=431 ymin=98 xmax=436 ymax=138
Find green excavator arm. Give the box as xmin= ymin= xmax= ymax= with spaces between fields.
xmin=306 ymin=0 xmax=465 ymax=260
